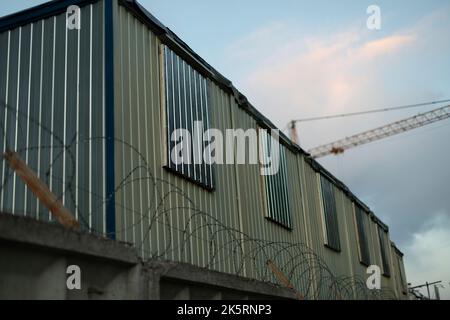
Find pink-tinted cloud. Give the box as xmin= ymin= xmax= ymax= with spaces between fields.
xmin=224 ymin=14 xmax=445 ymax=149
xmin=356 ymin=35 xmax=415 ymax=60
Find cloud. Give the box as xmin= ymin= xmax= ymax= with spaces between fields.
xmin=233 ymin=27 xmax=417 ymax=138
xmin=225 ymin=22 xmax=290 ymax=61
xmin=223 ymin=6 xmax=450 ymax=146
xmin=403 ymin=213 xmax=450 ymax=299
xmin=356 ymin=34 xmax=415 ymax=60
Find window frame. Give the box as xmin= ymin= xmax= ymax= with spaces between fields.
xmin=353 ymin=203 xmax=371 ymax=266
xmin=317 ymin=174 xmax=341 ymax=252
xmin=377 ymin=226 xmax=391 ymax=277
xmin=396 ymin=253 xmax=408 ymax=294
xmin=160 ymin=44 xmax=215 ymax=190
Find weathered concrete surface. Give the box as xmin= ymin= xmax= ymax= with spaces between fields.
xmin=0 ymin=213 xmax=296 ymax=300
xmin=0 ymin=212 xmax=138 ymax=264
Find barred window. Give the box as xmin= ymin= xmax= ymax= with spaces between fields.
xmin=397 ymin=255 xmax=407 ymax=294
xmin=162 ymin=45 xmax=214 ymax=189
xmin=378 ymin=226 xmax=391 ymax=276
xmin=260 ymin=130 xmax=292 ymax=229
xmin=354 ymin=205 xmax=371 ymax=265
xmin=319 ymin=175 xmax=340 ymax=251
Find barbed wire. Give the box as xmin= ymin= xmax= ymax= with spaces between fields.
xmin=0 ymin=101 xmax=397 ymax=300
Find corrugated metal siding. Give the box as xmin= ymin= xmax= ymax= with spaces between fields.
xmin=390 ymin=246 xmax=408 ymax=298
xmin=113 ymin=5 xmax=242 ymax=275
xmin=390 ymin=248 xmax=400 ymax=295
xmin=398 ymin=256 xmax=408 ymax=297
xmin=298 ymin=158 xmax=361 ymax=297
xmin=0 ymin=0 xmax=407 ymax=299
xmin=231 ymin=109 xmax=315 ymax=292
xmin=209 ymin=85 xmax=242 ymax=274
xmin=114 ymin=6 xmax=321 ymax=290
xmin=0 ymin=2 xmax=105 ymax=233
xmin=382 ymin=238 xmax=395 ymax=292
xmin=337 ymin=193 xmax=360 ymax=296
xmin=113 ymin=0 xmax=405 ymax=298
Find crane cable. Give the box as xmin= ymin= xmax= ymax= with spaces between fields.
xmin=291 ymin=98 xmax=450 ymax=123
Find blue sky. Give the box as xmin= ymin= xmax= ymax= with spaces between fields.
xmin=1 ymin=1 xmax=450 ymax=299
xmin=144 ymin=0 xmax=449 ymax=68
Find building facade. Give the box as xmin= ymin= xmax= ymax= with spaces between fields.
xmin=0 ymin=0 xmax=408 ymax=299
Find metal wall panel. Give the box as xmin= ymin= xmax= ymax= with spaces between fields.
xmin=0 ymin=2 xmax=105 ymax=234
xmin=113 ymin=5 xmax=242 ymax=273
xmin=299 ymin=158 xmax=353 ymax=296
xmin=0 ymin=0 xmax=407 ymax=299
xmin=390 ymin=246 xmax=408 ymax=298
xmin=112 ymin=0 xmax=404 ymax=298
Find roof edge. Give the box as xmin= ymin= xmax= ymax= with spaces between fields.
xmin=391 ymin=242 xmax=404 ymax=257
xmin=0 ymin=0 xmax=98 ymax=32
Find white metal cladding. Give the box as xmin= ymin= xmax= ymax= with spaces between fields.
xmin=391 ymin=247 xmax=407 ymax=295
xmin=319 ymin=174 xmax=341 ymax=251
xmin=260 ymin=129 xmax=292 ymax=229
xmin=161 ymin=44 xmax=213 ymax=189
xmin=0 ymin=3 xmax=106 ymax=233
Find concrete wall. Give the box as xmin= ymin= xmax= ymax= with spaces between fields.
xmin=0 ymin=213 xmax=296 ymax=300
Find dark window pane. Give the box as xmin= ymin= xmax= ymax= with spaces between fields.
xmin=162 ymin=45 xmax=213 ymax=189
xmin=261 ymin=130 xmax=292 ymax=229
xmin=355 ymin=205 xmax=371 ymax=265
xmin=320 ymin=175 xmax=340 ymax=251
xmin=378 ymin=226 xmax=391 ymax=276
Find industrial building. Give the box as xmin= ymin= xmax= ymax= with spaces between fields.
xmin=0 ymin=0 xmax=408 ymax=299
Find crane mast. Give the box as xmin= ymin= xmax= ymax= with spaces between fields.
xmin=307 ymin=104 xmax=450 ymax=159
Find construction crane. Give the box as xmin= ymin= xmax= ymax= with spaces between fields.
xmin=304 ymin=104 xmax=450 ymax=159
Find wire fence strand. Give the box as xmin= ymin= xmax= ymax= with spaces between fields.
xmin=0 ymin=101 xmax=397 ymax=300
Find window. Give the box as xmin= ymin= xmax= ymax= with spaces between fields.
xmin=319 ymin=175 xmax=340 ymax=251
xmin=397 ymin=255 xmax=407 ymax=294
xmin=260 ymin=130 xmax=292 ymax=229
xmin=354 ymin=205 xmax=371 ymax=265
xmin=161 ymin=45 xmax=214 ymax=189
xmin=377 ymin=226 xmax=391 ymax=276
